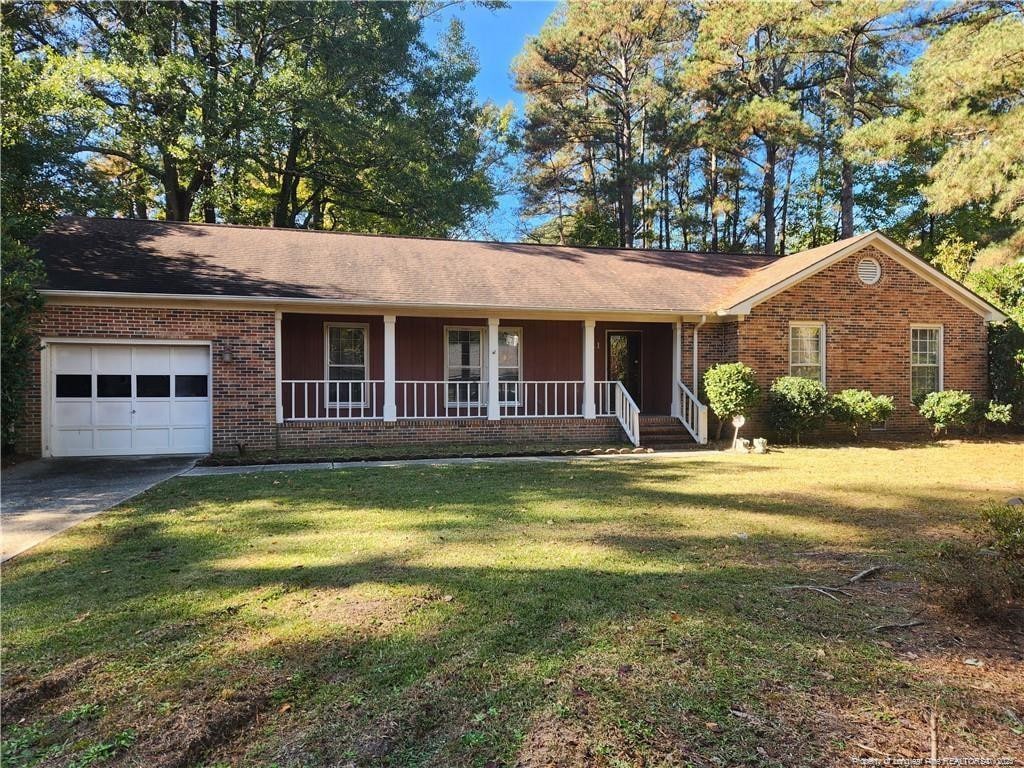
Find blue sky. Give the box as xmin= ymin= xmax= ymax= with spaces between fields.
xmin=426 ymin=1 xmax=557 ymax=240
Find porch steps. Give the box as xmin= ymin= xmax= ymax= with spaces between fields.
xmin=637 ymin=415 xmax=699 ymax=450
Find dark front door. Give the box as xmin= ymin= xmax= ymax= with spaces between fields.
xmin=607 ymin=331 xmax=642 ymax=409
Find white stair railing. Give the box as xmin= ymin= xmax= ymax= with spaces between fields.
xmin=675 ymin=379 xmax=709 ymax=444
xmin=613 ymin=381 xmax=641 ymax=447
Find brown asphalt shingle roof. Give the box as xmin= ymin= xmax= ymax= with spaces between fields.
xmin=33 ymin=216 xmax=862 ymax=314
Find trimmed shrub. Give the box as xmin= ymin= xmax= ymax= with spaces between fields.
xmin=975 ymin=400 xmax=1013 ymax=435
xmin=766 ymin=376 xmax=830 ymax=444
xmin=830 ymin=389 xmax=895 ymax=438
xmin=918 ymin=390 xmax=975 ymax=436
xmin=703 ymin=363 xmax=761 ymax=440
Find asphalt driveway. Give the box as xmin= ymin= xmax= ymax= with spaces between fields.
xmin=1 ymin=455 xmax=199 ymax=561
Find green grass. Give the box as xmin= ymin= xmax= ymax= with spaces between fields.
xmin=2 ymin=440 xmax=1023 ymax=767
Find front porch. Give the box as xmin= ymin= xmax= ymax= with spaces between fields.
xmin=275 ymin=313 xmax=709 ymax=448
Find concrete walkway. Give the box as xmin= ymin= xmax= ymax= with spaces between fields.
xmin=183 ymin=449 xmax=719 ymax=477
xmin=1 ymin=455 xmax=200 ymax=561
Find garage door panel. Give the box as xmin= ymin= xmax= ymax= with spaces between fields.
xmin=172 ymin=428 xmax=209 ymax=451
xmin=50 ymin=343 xmax=210 ymax=457
xmin=95 ymin=428 xmax=133 ymax=451
xmin=173 ymin=346 xmax=210 ymax=374
xmin=53 ymin=345 xmax=92 ymax=373
xmin=55 ymin=401 xmax=94 ymax=426
xmin=95 ymin=346 xmax=131 ymax=371
xmin=134 ymin=428 xmax=172 ymax=451
xmin=56 ymin=429 xmax=94 ymax=453
xmin=171 ymin=401 xmax=209 ymax=425
xmin=135 ymin=401 xmax=171 ymax=426
xmin=95 ymin=401 xmax=133 ymax=425
xmin=133 ymin=347 xmax=171 ymax=374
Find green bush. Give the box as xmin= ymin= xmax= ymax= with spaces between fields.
xmin=766 ymin=376 xmax=830 ymax=444
xmin=929 ymin=503 xmax=1024 ymax=626
xmin=917 ymin=390 xmax=975 ymax=435
xmin=829 ymin=389 xmax=895 ymax=438
xmin=703 ymin=363 xmax=761 ymax=440
xmin=975 ymin=400 xmax=1013 ymax=434
xmin=987 ymin=322 xmax=1024 ymax=425
xmin=988 ymin=503 xmax=1024 ymax=563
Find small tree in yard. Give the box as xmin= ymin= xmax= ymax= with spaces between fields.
xmin=830 ymin=389 xmax=895 ymax=438
xmin=1 ymin=235 xmax=44 ymax=454
xmin=918 ymin=390 xmax=975 ymax=436
xmin=703 ymin=363 xmax=761 ymax=440
xmin=767 ymin=377 xmax=830 ymax=444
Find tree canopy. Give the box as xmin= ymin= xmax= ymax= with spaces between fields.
xmin=514 ymin=0 xmax=1022 ymax=269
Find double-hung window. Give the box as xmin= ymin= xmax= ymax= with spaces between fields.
xmin=911 ymin=326 xmax=942 ymax=401
xmin=446 ymin=328 xmax=483 ymax=405
xmin=789 ymin=322 xmax=826 ymax=384
xmin=325 ymin=324 xmax=368 ymax=405
xmin=444 ymin=327 xmax=524 ymax=406
xmin=497 ymin=328 xmax=522 ymax=404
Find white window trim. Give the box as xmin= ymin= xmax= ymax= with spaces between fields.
xmin=445 ymin=325 xmax=486 ymax=407
xmin=324 ymin=322 xmax=370 ymax=407
xmin=496 ymin=326 xmax=524 ymax=406
xmin=910 ymin=324 xmax=944 ymax=400
xmin=788 ymin=321 xmax=826 ymax=385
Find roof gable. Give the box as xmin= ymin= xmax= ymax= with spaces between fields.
xmin=717 ymin=231 xmax=1007 ymax=322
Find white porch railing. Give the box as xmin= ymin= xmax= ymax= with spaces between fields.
xmin=613 ymin=381 xmax=641 ymax=447
xmin=282 ymin=380 xmax=384 ymax=420
xmin=500 ymin=381 xmax=584 ymax=417
xmin=676 ymin=379 xmax=709 ymax=444
xmin=396 ymin=381 xmax=488 ymax=419
xmin=281 ymin=378 xmax=644 ymax=444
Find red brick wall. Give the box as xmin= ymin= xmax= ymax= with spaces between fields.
xmin=278 ymin=417 xmax=625 ymax=449
xmin=736 ymin=246 xmax=989 ymax=434
xmin=17 ymin=304 xmax=276 ymax=455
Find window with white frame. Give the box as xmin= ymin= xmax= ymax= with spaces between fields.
xmin=911 ymin=326 xmax=942 ymax=401
xmin=497 ymin=328 xmax=522 ymax=404
xmin=325 ymin=324 xmax=367 ymax=405
xmin=789 ymin=323 xmax=826 ymax=383
xmin=446 ymin=327 xmax=483 ymax=405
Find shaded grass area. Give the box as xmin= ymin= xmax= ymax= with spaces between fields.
xmin=2 ymin=440 xmax=1023 ymax=767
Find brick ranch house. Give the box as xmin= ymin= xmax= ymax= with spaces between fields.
xmin=17 ymin=217 xmax=1006 ymax=457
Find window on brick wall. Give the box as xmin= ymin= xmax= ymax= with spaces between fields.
xmin=446 ymin=327 xmax=484 ymax=405
xmin=325 ymin=324 xmax=368 ymax=405
xmin=789 ymin=322 xmax=825 ymax=384
xmin=911 ymin=326 xmax=942 ymax=402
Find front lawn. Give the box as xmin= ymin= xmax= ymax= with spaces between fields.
xmin=2 ymin=440 xmax=1022 ymax=767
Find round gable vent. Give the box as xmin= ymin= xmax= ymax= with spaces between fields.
xmin=857 ymin=257 xmax=881 ymax=285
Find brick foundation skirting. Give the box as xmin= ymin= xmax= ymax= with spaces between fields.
xmin=275 ymin=417 xmax=626 ymax=450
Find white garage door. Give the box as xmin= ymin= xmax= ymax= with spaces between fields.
xmin=49 ymin=343 xmax=211 ymax=456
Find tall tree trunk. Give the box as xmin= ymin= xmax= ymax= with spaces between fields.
xmin=273 ymin=124 xmax=305 ymax=228
xmin=709 ymin=148 xmax=719 ymax=253
xmin=201 ymin=0 xmax=219 ymax=224
xmin=763 ymin=141 xmax=777 ymax=256
xmin=839 ymin=42 xmax=857 ymax=238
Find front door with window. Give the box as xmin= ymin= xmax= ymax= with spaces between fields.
xmin=607 ymin=331 xmax=642 ymax=409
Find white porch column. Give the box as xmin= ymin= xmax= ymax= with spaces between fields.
xmin=487 ymin=318 xmax=500 ymax=420
xmin=383 ymin=315 xmax=397 ymax=422
xmin=693 ymin=315 xmax=707 ymax=398
xmin=274 ymin=311 xmax=283 ymax=424
xmin=671 ymin=320 xmax=682 ymax=418
xmin=583 ymin=320 xmax=596 ymax=419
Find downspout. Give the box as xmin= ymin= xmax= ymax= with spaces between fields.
xmin=692 ymin=315 xmax=707 ymax=398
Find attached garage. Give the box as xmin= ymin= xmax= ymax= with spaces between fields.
xmin=46 ymin=341 xmax=211 ymax=457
